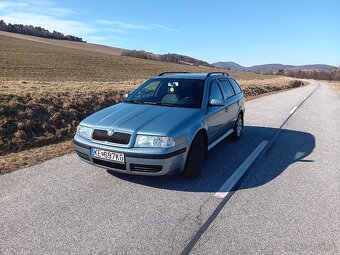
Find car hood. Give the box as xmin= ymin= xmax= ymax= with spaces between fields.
xmin=81 ymin=103 xmax=201 ymax=136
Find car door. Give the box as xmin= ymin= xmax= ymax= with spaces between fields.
xmin=219 ymin=78 xmax=239 ymax=129
xmin=206 ymin=80 xmax=228 ymax=144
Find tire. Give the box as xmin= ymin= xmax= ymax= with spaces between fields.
xmin=231 ymin=113 xmax=243 ymax=141
xmin=183 ymin=135 xmax=205 ymax=178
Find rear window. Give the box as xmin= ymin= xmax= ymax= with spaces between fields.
xmin=219 ymin=80 xmax=235 ymax=98
xmin=228 ymin=79 xmax=242 ymax=94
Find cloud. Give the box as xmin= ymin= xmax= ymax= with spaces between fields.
xmin=27 ymin=0 xmax=54 ymax=6
xmin=96 ymin=19 xmax=180 ymax=33
xmin=0 ymin=2 xmax=29 ymax=10
xmin=153 ymin=24 xmax=180 ymax=33
xmin=107 ymin=28 xmax=126 ymax=34
xmin=0 ymin=12 xmax=95 ymax=36
xmin=0 ymin=0 xmax=76 ymax=17
xmin=96 ymin=19 xmax=151 ymax=30
xmin=47 ymin=7 xmax=76 ymax=16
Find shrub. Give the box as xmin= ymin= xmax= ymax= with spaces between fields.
xmin=289 ymin=80 xmax=304 ymax=87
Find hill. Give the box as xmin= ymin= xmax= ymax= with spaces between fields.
xmin=0 ymin=20 xmax=84 ymax=42
xmin=213 ymin=62 xmax=246 ymax=71
xmin=122 ymin=50 xmax=211 ymax=67
xmin=0 ymin=31 xmax=124 ymax=57
xmin=213 ymin=62 xmax=337 ymax=73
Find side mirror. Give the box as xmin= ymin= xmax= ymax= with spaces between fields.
xmin=209 ymin=98 xmax=225 ymax=106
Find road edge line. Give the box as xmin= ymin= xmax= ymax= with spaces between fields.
xmin=214 ymin=140 xmax=268 ymax=198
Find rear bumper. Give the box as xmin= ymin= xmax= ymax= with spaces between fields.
xmin=74 ymin=135 xmax=187 ymax=176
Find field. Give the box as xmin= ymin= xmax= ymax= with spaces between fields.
xmin=0 ymin=31 xmax=124 ymax=57
xmin=0 ymin=33 xmax=303 ymax=174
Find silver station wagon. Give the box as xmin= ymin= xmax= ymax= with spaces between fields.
xmin=74 ymin=72 xmax=245 ymax=177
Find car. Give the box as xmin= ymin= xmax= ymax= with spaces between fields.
xmin=74 ymin=72 xmax=245 ymax=177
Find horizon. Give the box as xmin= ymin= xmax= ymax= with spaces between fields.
xmin=0 ymin=0 xmax=339 ymax=67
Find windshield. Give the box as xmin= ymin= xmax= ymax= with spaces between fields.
xmin=125 ymin=78 xmax=205 ymax=108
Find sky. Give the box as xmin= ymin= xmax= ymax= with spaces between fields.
xmin=0 ymin=0 xmax=339 ymax=66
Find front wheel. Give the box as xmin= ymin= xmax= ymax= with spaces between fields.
xmin=231 ymin=113 xmax=243 ymax=141
xmin=183 ymin=135 xmax=205 ymax=178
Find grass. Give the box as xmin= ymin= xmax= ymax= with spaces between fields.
xmin=0 ymin=33 xmax=303 ymax=174
xmin=327 ymin=81 xmax=340 ymax=92
xmin=0 ymin=140 xmax=74 ymax=175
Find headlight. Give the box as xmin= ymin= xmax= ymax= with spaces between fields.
xmin=134 ymin=135 xmax=175 ymax=148
xmin=76 ymin=125 xmax=93 ymax=140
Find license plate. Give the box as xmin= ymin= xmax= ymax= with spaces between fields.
xmin=91 ymin=148 xmax=125 ymax=163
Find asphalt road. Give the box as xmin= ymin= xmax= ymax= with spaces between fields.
xmin=1 ymin=82 xmax=339 ymax=254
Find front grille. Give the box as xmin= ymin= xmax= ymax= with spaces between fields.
xmin=76 ymin=150 xmax=91 ymax=161
xmin=92 ymin=129 xmax=131 ymax=145
xmin=93 ymin=158 xmax=126 ymax=170
xmin=130 ymin=164 xmax=163 ymax=173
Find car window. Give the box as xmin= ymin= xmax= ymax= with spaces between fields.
xmin=228 ymin=79 xmax=242 ymax=94
xmin=219 ymin=80 xmax=235 ymax=98
xmin=126 ymin=78 xmax=204 ymax=108
xmin=209 ymin=81 xmax=223 ymax=100
xmin=133 ymin=80 xmax=161 ymax=100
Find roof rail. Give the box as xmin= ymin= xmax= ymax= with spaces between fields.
xmin=158 ymin=72 xmax=189 ymax=76
xmin=206 ymin=72 xmax=229 ymax=78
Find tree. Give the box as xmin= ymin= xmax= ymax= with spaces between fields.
xmin=276 ymin=69 xmax=285 ymax=75
xmin=0 ymin=20 xmax=85 ymax=42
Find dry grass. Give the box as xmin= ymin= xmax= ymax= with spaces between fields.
xmin=327 ymin=81 xmax=340 ymax=92
xmin=0 ymin=33 xmax=304 ymax=174
xmin=0 ymin=140 xmax=73 ymax=175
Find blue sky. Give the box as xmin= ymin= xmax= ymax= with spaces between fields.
xmin=0 ymin=0 xmax=339 ymax=66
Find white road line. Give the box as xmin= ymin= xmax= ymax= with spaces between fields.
xmin=289 ymin=106 xmax=298 ymax=114
xmin=214 ymin=140 xmax=269 ymax=199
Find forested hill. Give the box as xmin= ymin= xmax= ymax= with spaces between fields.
xmin=0 ymin=20 xmax=85 ymax=43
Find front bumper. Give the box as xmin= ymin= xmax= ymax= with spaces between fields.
xmin=73 ymin=135 xmax=187 ymax=176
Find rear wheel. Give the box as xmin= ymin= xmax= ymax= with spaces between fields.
xmin=183 ymin=135 xmax=205 ymax=178
xmin=231 ymin=113 xmax=243 ymax=141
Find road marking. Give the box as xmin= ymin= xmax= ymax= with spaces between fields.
xmin=289 ymin=106 xmax=298 ymax=114
xmin=214 ymin=140 xmax=269 ymax=198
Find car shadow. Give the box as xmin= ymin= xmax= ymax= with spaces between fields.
xmin=107 ymin=126 xmax=315 ymax=193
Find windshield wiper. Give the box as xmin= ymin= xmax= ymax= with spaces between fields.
xmin=143 ymin=101 xmax=159 ymax=105
xmin=144 ymin=102 xmax=176 ymax=107
xmin=160 ymin=103 xmax=178 ymax=107
xmin=143 ymin=101 xmax=192 ymax=108
xmin=124 ymin=99 xmax=143 ymax=104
